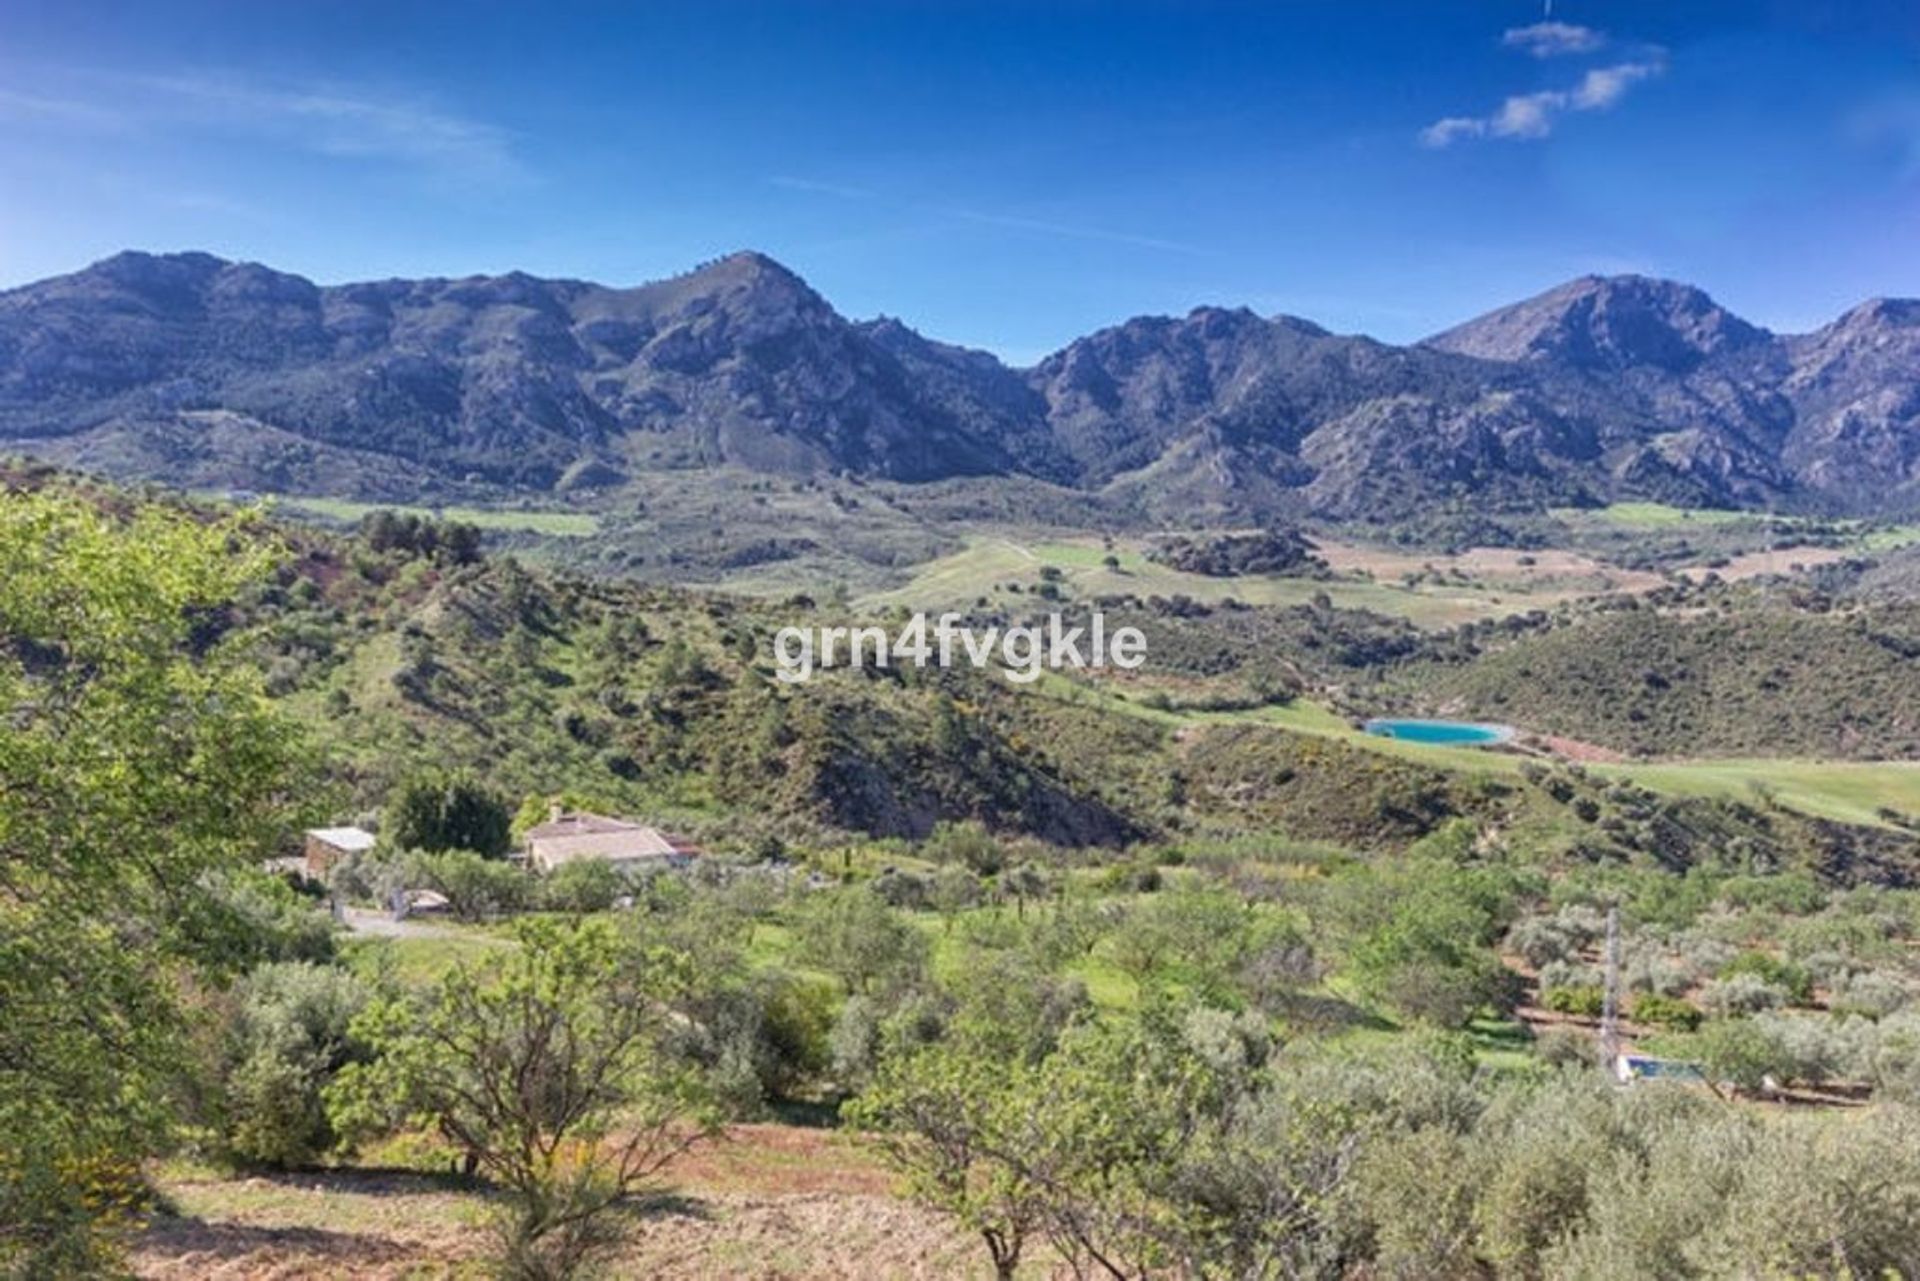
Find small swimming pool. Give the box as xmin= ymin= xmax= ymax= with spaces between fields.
xmin=1363 ymin=718 xmax=1515 ymax=746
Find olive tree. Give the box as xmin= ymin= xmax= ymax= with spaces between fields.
xmin=329 ymin=918 xmax=714 ymax=1279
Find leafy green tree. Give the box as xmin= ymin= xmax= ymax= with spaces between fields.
xmin=1335 ymin=858 xmax=1518 ymax=1026
xmin=408 ymin=849 xmax=531 ymax=922
xmin=384 ymin=769 xmax=512 ymax=858
xmin=329 ymin=918 xmax=713 ymax=1279
xmin=848 ymin=1045 xmax=1048 ymax=1281
xmin=0 ymin=493 xmax=301 ymax=1272
xmin=1000 ymin=863 xmax=1049 ymax=919
xmin=540 ymin=858 xmax=625 ymax=914
xmin=1689 ymin=1018 xmax=1783 ymax=1094
xmin=924 ymin=820 xmax=1005 ymax=876
xmin=794 ymin=888 xmax=929 ymax=995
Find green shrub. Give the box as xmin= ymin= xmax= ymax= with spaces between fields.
xmin=214 ymin=962 xmax=372 ymax=1169
xmin=1718 ymin=951 xmax=1813 ymax=1004
xmin=540 ymin=858 xmax=624 ymax=914
xmin=1543 ymin=985 xmax=1606 ymax=1018
xmin=1630 ymin=992 xmax=1702 ymax=1031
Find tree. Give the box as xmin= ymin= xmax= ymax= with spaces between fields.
xmin=794 ymin=889 xmax=929 ymax=995
xmin=1337 ymin=858 xmax=1517 ymax=1026
xmin=384 ymin=769 xmax=512 ymax=858
xmin=849 ymin=1045 xmax=1048 ymax=1281
xmin=329 ymin=918 xmax=713 ymax=1279
xmin=929 ymin=865 xmax=983 ymax=931
xmin=0 ymin=493 xmax=301 ymax=1272
xmin=409 ymin=849 xmax=531 ymax=921
xmin=541 ymin=858 xmax=625 ymax=914
xmin=1000 ymin=863 xmax=1049 ymax=919
xmin=1690 ymin=1018 xmax=1783 ymax=1094
xmin=924 ymin=820 xmax=1005 ymax=876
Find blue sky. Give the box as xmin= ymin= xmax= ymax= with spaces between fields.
xmin=1 ymin=1 xmax=1916 ymax=361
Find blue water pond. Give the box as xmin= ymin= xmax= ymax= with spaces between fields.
xmin=1363 ymin=718 xmax=1514 ymax=746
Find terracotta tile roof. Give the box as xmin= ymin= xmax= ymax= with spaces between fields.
xmin=525 ymin=811 xmax=699 ymax=868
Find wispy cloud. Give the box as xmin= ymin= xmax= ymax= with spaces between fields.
xmin=769 ymin=175 xmax=876 ymax=200
xmin=1422 ymin=56 xmax=1666 ymax=147
xmin=942 ymin=207 xmax=1205 ymax=255
xmin=0 ymin=67 xmax=523 ymax=184
xmin=768 ymin=174 xmax=1205 ymax=256
xmin=0 ymin=86 xmax=128 ymax=129
xmin=1501 ymin=22 xmax=1606 ymax=58
xmin=130 ymin=72 xmax=523 ymax=182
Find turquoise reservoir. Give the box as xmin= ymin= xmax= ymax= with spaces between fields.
xmin=1363 ymin=718 xmax=1513 ymax=746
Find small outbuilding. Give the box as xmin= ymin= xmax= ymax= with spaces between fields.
xmin=304 ymin=825 xmax=377 ymax=879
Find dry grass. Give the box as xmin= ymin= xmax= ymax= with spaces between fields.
xmin=131 ymin=1126 xmax=1000 ymax=1280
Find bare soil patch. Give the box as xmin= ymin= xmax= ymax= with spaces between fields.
xmin=131 ymin=1126 xmax=1001 ymax=1280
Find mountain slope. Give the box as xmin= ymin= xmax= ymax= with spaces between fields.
xmin=0 ymin=250 xmax=1041 ymax=495
xmin=2 ymin=251 xmax=1918 ymax=519
xmin=1424 ymin=274 xmax=1771 ymax=372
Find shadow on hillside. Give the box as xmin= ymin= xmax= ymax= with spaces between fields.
xmin=220 ymin=1165 xmax=480 ymax=1198
xmin=136 ymin=1217 xmax=414 ymax=1268
xmin=204 ymin=1167 xmax=724 ymax=1219
xmin=1264 ymin=991 xmax=1394 ymax=1034
xmin=624 ymin=1191 xmax=717 ymax=1223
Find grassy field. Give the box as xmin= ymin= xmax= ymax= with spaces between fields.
xmin=1550 ymin=501 xmax=1755 ymax=530
xmin=1556 ymin=501 xmax=1920 ymax=553
xmin=1596 ymin=758 xmax=1920 ymax=829
xmin=264 ymin=493 xmax=602 ymax=537
xmin=861 ymin=535 xmax=1557 ymax=628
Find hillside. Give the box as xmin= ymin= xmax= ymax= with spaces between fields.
xmin=6 ymin=254 xmax=1920 ymax=521
xmin=1392 ymin=593 xmax=1920 ymax=759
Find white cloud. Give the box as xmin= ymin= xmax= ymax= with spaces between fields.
xmin=1502 ymin=22 xmax=1606 ymax=58
xmin=1421 ymin=58 xmax=1666 ymax=148
xmin=1572 ymin=62 xmax=1660 ymax=110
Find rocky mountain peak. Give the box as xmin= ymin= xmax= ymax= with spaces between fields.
xmin=1425 ymin=273 xmax=1770 ymax=372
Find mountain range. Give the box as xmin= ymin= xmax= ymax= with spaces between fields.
xmin=3 ymin=249 xmax=1918 ymax=520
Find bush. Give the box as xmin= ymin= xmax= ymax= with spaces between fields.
xmin=1698 ymin=974 xmax=1786 ymax=1018
xmin=1718 ymin=951 xmax=1813 ymax=1004
xmin=1831 ymin=969 xmax=1910 ymax=1020
xmin=540 ymin=858 xmax=624 ymax=914
xmin=1534 ymin=1026 xmax=1594 ymax=1068
xmin=1629 ymin=992 xmax=1701 ymax=1031
xmin=922 ymin=821 xmax=1004 ymax=876
xmin=1543 ymin=985 xmax=1606 ymax=1018
xmin=871 ymin=869 xmax=933 ymax=910
xmin=213 ymin=962 xmax=372 ymax=1169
